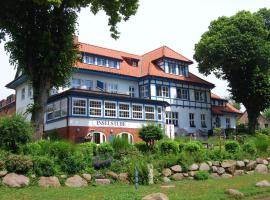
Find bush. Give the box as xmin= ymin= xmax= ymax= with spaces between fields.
xmin=207 ymin=149 xmax=231 ymax=161
xmin=194 ymin=171 xmax=209 ymax=180
xmin=78 ymin=142 xmax=97 ymax=157
xmin=258 ymin=128 xmax=270 ymax=136
xmin=43 ymin=129 xmax=62 ymax=141
xmin=20 ymin=142 xmax=42 ymax=156
xmin=242 ymin=142 xmax=257 ymax=155
xmin=184 ymin=141 xmax=201 ymax=153
xmin=48 ymin=141 xmax=75 ymax=159
xmin=225 ymin=141 xmax=240 ymax=154
xmin=159 ymin=140 xmax=179 ymax=154
xmin=60 ymin=152 xmax=87 ymax=174
xmin=97 ymin=142 xmax=114 ymax=156
xmin=128 ymin=160 xmax=149 ymax=185
xmin=32 ymin=156 xmax=56 ymax=176
xmin=138 ymin=124 xmax=163 ymax=148
xmin=135 ymin=142 xmax=149 ymax=153
xmin=111 ymin=137 xmax=131 ymax=157
xmin=254 ymin=133 xmax=270 ymax=153
xmin=0 ymin=115 xmax=33 ymax=152
xmin=5 ymin=154 xmax=33 ymax=174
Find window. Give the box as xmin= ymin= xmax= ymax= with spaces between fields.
xmin=89 ymin=100 xmax=102 ymax=117
xmin=189 ymin=113 xmax=195 ymax=127
xmin=46 ymin=99 xmax=67 ymax=121
xmin=84 ymin=54 xmax=95 ymax=64
xmin=88 ymin=132 xmax=106 ymax=144
xmin=72 ymin=79 xmax=81 ymax=89
xmin=54 ymin=101 xmax=61 ymax=118
xmin=97 ymin=80 xmax=105 ymax=91
xmin=129 ymin=86 xmax=135 ymax=97
xmin=168 ymin=62 xmax=176 ymax=74
xmin=119 ymin=133 xmax=134 ymax=144
xmin=156 ymin=85 xmax=169 ymax=97
xmin=97 ymin=57 xmax=106 ymax=66
xmin=61 ymin=98 xmax=68 ymax=116
xmin=28 ymin=84 xmax=32 ymax=97
xmin=265 ymin=124 xmax=269 ymax=128
xmin=83 ymin=54 xmax=120 ymax=69
xmin=104 ymin=101 xmax=116 ymax=117
xmin=132 ymin=104 xmax=143 ymax=119
xmin=131 ymin=60 xmax=138 ymax=67
xmin=195 ymin=90 xmax=206 ymax=102
xmin=145 ymin=105 xmax=155 ymax=120
xmin=177 ymin=88 xmax=189 ymax=100
xmin=119 ymin=103 xmax=130 ymax=118
xmin=140 ymin=85 xmax=149 ymax=98
xmin=201 ymin=114 xmax=207 ymax=128
xmin=157 ymin=106 xmax=162 ymax=121
xmin=226 ymin=118 xmax=231 ymax=128
xmin=166 ymin=112 xmax=179 ymax=126
xmin=84 ymin=80 xmax=93 ymax=90
xmin=218 ymin=101 xmax=224 ymax=106
xmin=47 ymin=104 xmax=54 ymax=121
xmin=72 ymin=98 xmax=87 ymax=115
xmin=215 ymin=117 xmax=221 ymax=128
xmin=106 ymin=83 xmax=118 ymax=93
xmin=21 ymin=88 xmax=25 ymax=100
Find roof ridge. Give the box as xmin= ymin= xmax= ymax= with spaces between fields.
xmin=141 ymin=45 xmax=166 ymax=56
xmin=79 ymin=42 xmax=141 ymax=58
xmin=189 ymin=72 xmax=215 ymax=86
xmin=163 ymin=45 xmax=193 ymax=63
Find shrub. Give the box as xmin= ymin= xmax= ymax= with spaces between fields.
xmin=97 ymin=142 xmax=114 ymax=156
xmin=5 ymin=154 xmax=33 ymax=174
xmin=225 ymin=141 xmax=240 ymax=154
xmin=207 ymin=149 xmax=231 ymax=161
xmin=254 ymin=133 xmax=270 ymax=152
xmin=32 ymin=156 xmax=56 ymax=176
xmin=78 ymin=142 xmax=97 ymax=157
xmin=128 ymin=160 xmax=149 ymax=185
xmin=159 ymin=140 xmax=179 ymax=154
xmin=43 ymin=129 xmax=61 ymax=141
xmin=184 ymin=141 xmax=201 ymax=153
xmin=20 ymin=142 xmax=42 ymax=156
xmin=48 ymin=141 xmax=75 ymax=159
xmin=111 ymin=137 xmax=131 ymax=157
xmin=178 ymin=142 xmax=185 ymax=153
xmin=242 ymin=142 xmax=257 ymax=155
xmin=194 ymin=171 xmax=209 ymax=180
xmin=258 ymin=128 xmax=270 ymax=136
xmin=135 ymin=142 xmax=149 ymax=152
xmin=138 ymin=124 xmax=163 ymax=148
xmin=0 ymin=115 xmax=33 ymax=152
xmin=60 ymin=152 xmax=87 ymax=174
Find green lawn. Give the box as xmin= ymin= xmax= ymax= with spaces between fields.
xmin=1 ymin=174 xmax=270 ymax=200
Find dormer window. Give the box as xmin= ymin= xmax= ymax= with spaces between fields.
xmin=132 ymin=60 xmax=138 ymax=67
xmin=156 ymin=58 xmax=189 ymax=77
xmin=83 ymin=53 xmax=120 ymax=69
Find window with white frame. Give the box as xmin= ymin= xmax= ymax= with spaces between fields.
xmin=46 ymin=98 xmax=67 ymax=121
xmin=106 ymin=83 xmax=118 ymax=93
xmin=72 ymin=98 xmax=87 ymax=115
xmin=201 ymin=114 xmax=207 ymax=128
xmin=46 ymin=104 xmax=54 ymax=121
xmin=72 ymin=79 xmax=81 ymax=89
xmin=89 ymin=100 xmax=102 ymax=116
xmin=156 ymin=85 xmax=169 ymax=97
xmin=119 ymin=103 xmax=130 ymax=118
xmin=226 ymin=118 xmax=231 ymax=128
xmin=83 ymin=54 xmax=95 ymax=64
xmin=157 ymin=106 xmax=162 ymax=121
xmin=97 ymin=57 xmax=106 ymax=66
xmin=104 ymin=101 xmax=116 ymax=117
xmin=166 ymin=112 xmax=179 ymax=126
xmin=132 ymin=104 xmax=143 ymax=119
xmin=21 ymin=88 xmax=25 ymax=100
xmin=88 ymin=132 xmax=106 ymax=144
xmin=195 ymin=90 xmax=206 ymax=102
xmin=140 ymin=85 xmax=149 ymax=98
xmin=28 ymin=84 xmax=33 ymax=98
xmin=119 ymin=132 xmax=134 ymax=144
xmin=54 ymin=101 xmax=61 ymax=118
xmin=145 ymin=105 xmax=155 ymax=120
xmin=61 ymin=98 xmax=68 ymax=116
xmin=189 ymin=113 xmax=195 ymax=127
xmin=129 ymin=86 xmax=135 ymax=97
xmin=177 ymin=88 xmax=189 ymax=100
xmin=84 ymin=80 xmax=93 ymax=90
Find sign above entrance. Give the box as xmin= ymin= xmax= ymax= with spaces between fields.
xmin=96 ymin=120 xmax=126 ymax=127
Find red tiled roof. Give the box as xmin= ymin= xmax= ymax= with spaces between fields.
xmin=212 ymin=104 xmax=242 ymax=115
xmin=76 ymin=41 xmax=214 ymax=86
xmin=211 ymin=93 xmax=224 ymax=100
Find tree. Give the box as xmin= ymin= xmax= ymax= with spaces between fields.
xmin=194 ymin=9 xmax=270 ymax=134
xmin=0 ymin=0 xmax=139 ymax=139
xmin=138 ymin=124 xmax=163 ymax=149
xmin=263 ymin=108 xmax=270 ymax=120
xmin=225 ymin=95 xmax=241 ymax=110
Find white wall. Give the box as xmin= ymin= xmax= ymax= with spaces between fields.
xmin=16 ymin=82 xmax=33 ymax=121
xmin=212 ymin=115 xmax=237 ymax=129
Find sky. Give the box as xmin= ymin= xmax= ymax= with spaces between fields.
xmin=1 ymin=0 xmax=270 ymax=100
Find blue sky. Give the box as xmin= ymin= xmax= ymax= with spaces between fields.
xmin=1 ymin=0 xmax=270 ymax=99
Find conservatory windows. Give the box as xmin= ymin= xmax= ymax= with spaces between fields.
xmin=72 ymin=98 xmax=87 ymax=115
xmin=132 ymin=104 xmax=143 ymax=119
xmin=145 ymin=105 xmax=155 ymax=120
xmin=118 ymin=103 xmax=130 ymax=118
xmin=89 ymin=100 xmax=102 ymax=117
xmin=104 ymin=101 xmax=117 ymax=117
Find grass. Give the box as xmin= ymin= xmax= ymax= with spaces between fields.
xmin=1 ymin=174 xmax=270 ymax=200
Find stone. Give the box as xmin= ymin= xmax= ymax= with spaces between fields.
xmin=2 ymin=173 xmax=29 ymax=188
xmin=189 ymin=163 xmax=199 ymax=171
xmin=256 ymin=158 xmax=264 ymax=164
xmin=199 ymin=163 xmax=210 ymax=171
xmin=106 ymin=171 xmax=118 ymax=180
xmin=162 ymin=177 xmax=171 ymax=183
xmin=118 ymin=173 xmax=129 ymax=183
xmin=221 ymin=160 xmax=236 ymax=168
xmin=188 ymin=171 xmax=195 ymax=177
xmin=234 ymin=170 xmax=244 ymax=176
xmin=187 ymin=177 xmax=194 ymax=180
xmin=221 ymin=173 xmax=233 ymax=178
xmin=170 ymin=165 xmax=182 ymax=173
xmin=226 ymin=166 xmax=236 ymax=175
xmin=183 ymin=173 xmax=189 ymax=177
xmin=246 ymin=160 xmax=257 ymax=171
xmin=263 ymin=160 xmax=269 ymax=165
xmin=225 ymin=189 xmax=244 ymax=198
xmin=256 ymin=180 xmax=270 ymax=187
xmin=246 ymin=170 xmax=254 ymax=175
xmin=65 ymin=175 xmax=87 ymax=187
xmin=38 ymin=176 xmax=60 ymax=188
xmin=255 ymin=164 xmax=268 ymax=174
xmin=217 ymin=167 xmax=225 ymax=175
xmin=162 ymin=168 xmax=172 ymax=177
xmin=60 ymin=175 xmax=67 ymax=179
xmin=82 ymin=173 xmax=92 ymax=182
xmin=171 ymin=173 xmax=183 ymax=181
xmin=95 ymin=179 xmax=111 ymax=185
xmin=0 ymin=170 xmax=8 ymax=177
xmin=142 ymin=193 xmax=169 ymax=200
xmin=243 ymin=159 xmax=249 ymax=164
xmin=212 ymin=166 xmax=218 ymax=173
xmin=207 ymin=161 xmax=213 ymax=167
xmin=160 ymin=184 xmax=175 ymax=189
xmin=236 ymin=161 xmax=245 ymax=168
xmin=267 ymin=157 xmax=270 ymax=162
xmin=212 ymin=161 xmax=220 ymax=166
xmin=95 ymin=173 xmax=106 ymax=179
xmin=210 ymin=173 xmax=220 ymax=179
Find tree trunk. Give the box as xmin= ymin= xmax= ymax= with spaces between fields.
xmin=246 ymin=107 xmax=259 ymax=134
xmin=31 ymin=79 xmax=51 ymax=140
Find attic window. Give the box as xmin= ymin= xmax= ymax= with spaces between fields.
xmin=131 ymin=60 xmax=138 ymax=67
